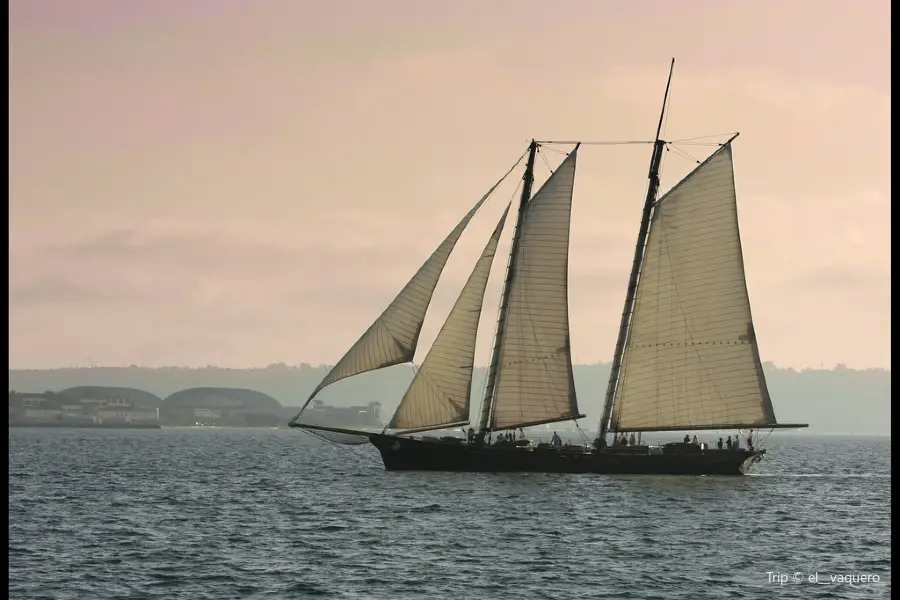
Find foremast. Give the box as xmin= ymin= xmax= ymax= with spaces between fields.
xmin=598 ymin=59 xmax=674 ymax=443
xmin=477 ymin=140 xmax=539 ymax=438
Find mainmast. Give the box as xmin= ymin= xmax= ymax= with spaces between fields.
xmin=477 ymin=140 xmax=539 ymax=437
xmin=599 ymin=59 xmax=675 ymax=443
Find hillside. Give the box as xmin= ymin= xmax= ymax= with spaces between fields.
xmin=7 ymin=363 xmax=890 ymax=434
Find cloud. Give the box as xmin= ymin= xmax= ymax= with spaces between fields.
xmin=39 ymin=227 xmax=301 ymax=268
xmin=779 ymin=265 xmax=887 ymax=292
xmin=768 ymin=265 xmax=890 ymax=318
xmin=7 ymin=0 xmax=889 ymax=369
xmin=8 ymin=278 xmax=133 ymax=306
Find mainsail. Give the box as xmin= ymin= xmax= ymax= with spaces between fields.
xmin=610 ymin=142 xmax=777 ymax=431
xmin=290 ymin=153 xmax=525 ymax=429
xmin=486 ymin=147 xmax=583 ymax=430
xmin=388 ymin=204 xmax=512 ymax=432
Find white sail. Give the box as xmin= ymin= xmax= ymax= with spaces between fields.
xmin=611 ymin=143 xmax=777 ymax=431
xmin=295 ymin=196 xmax=486 ymax=418
xmin=290 ymin=157 xmax=526 ymax=425
xmin=489 ymin=148 xmax=582 ymax=430
xmin=389 ymin=204 xmax=512 ymax=431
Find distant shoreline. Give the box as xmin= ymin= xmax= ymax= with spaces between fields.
xmin=9 ymin=422 xmax=162 ymax=430
xmin=160 ymin=425 xmax=284 ymax=430
xmin=8 ymin=423 xmax=291 ymax=430
xmin=9 ymin=364 xmax=891 ymax=435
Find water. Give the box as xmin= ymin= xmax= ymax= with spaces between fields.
xmin=8 ymin=430 xmax=891 ymax=599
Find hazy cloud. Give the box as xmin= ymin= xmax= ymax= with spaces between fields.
xmin=8 ymin=0 xmax=889 ymax=370
xmin=779 ymin=265 xmax=888 ymax=293
xmin=9 ymin=278 xmax=132 ymax=306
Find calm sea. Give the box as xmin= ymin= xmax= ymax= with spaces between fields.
xmin=8 ymin=429 xmax=891 ymax=599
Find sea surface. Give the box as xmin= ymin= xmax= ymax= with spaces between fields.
xmin=8 ymin=429 xmax=891 ymax=600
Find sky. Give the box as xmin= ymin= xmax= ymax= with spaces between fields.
xmin=9 ymin=0 xmax=891 ymax=371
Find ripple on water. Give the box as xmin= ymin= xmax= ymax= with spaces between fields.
xmin=7 ymin=429 xmax=892 ymax=599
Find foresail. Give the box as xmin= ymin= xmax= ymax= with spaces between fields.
xmin=489 ymin=148 xmax=581 ymax=430
xmin=389 ymin=204 xmax=512 ymax=431
xmin=290 ymin=154 xmax=526 ymax=426
xmin=611 ymin=143 xmax=777 ymax=431
xmin=294 ymin=196 xmax=488 ymax=420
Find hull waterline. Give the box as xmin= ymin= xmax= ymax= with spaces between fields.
xmin=368 ymin=434 xmax=764 ymax=476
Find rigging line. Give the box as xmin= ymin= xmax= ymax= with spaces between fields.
xmin=668 ymin=144 xmax=702 ymax=164
xmin=474 ymin=178 xmax=523 ymax=424
xmin=540 ymin=145 xmax=569 ymax=156
xmin=667 ymin=142 xmax=723 ymax=147
xmin=757 ymin=427 xmax=774 ymax=450
xmin=348 ymin=444 xmax=382 ymax=466
xmin=573 ymin=421 xmax=590 ymax=445
xmin=299 ymin=429 xmax=381 ymax=464
xmin=537 ymin=146 xmax=555 ymax=175
xmin=535 ymin=140 xmax=655 ymax=146
xmin=666 ymin=132 xmax=738 ymax=143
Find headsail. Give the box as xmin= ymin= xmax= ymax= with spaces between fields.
xmin=388 ymin=204 xmax=512 ymax=432
xmin=290 ymin=154 xmax=525 ymax=426
xmin=487 ymin=147 xmax=583 ymax=430
xmin=611 ymin=142 xmax=778 ymax=431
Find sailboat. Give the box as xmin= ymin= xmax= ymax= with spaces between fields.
xmin=289 ymin=60 xmax=808 ymax=475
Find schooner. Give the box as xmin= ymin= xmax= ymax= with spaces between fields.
xmin=289 ymin=60 xmax=807 ymax=475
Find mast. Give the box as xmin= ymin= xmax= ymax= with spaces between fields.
xmin=477 ymin=140 xmax=539 ymax=436
xmin=599 ymin=59 xmax=674 ymax=443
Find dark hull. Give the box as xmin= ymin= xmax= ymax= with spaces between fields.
xmin=368 ymin=434 xmax=764 ymax=476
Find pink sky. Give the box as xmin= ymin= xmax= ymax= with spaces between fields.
xmin=9 ymin=0 xmax=890 ymax=370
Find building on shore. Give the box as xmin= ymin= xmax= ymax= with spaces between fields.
xmin=160 ymin=387 xmax=284 ymax=427
xmin=9 ymin=387 xmax=161 ymax=427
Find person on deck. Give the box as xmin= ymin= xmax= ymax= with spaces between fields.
xmin=717 ymin=437 xmax=724 ymax=450
xmin=628 ymin=433 xmax=636 ymax=446
xmin=692 ymin=435 xmax=699 ymax=445
xmin=683 ymin=434 xmax=691 ymax=443
xmin=518 ymin=428 xmax=525 ymax=440
xmin=725 ymin=435 xmax=732 ymax=450
xmin=550 ymin=431 xmax=561 ymax=448
xmin=747 ymin=429 xmax=754 ymax=451
xmin=466 ymin=427 xmax=475 ymax=444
